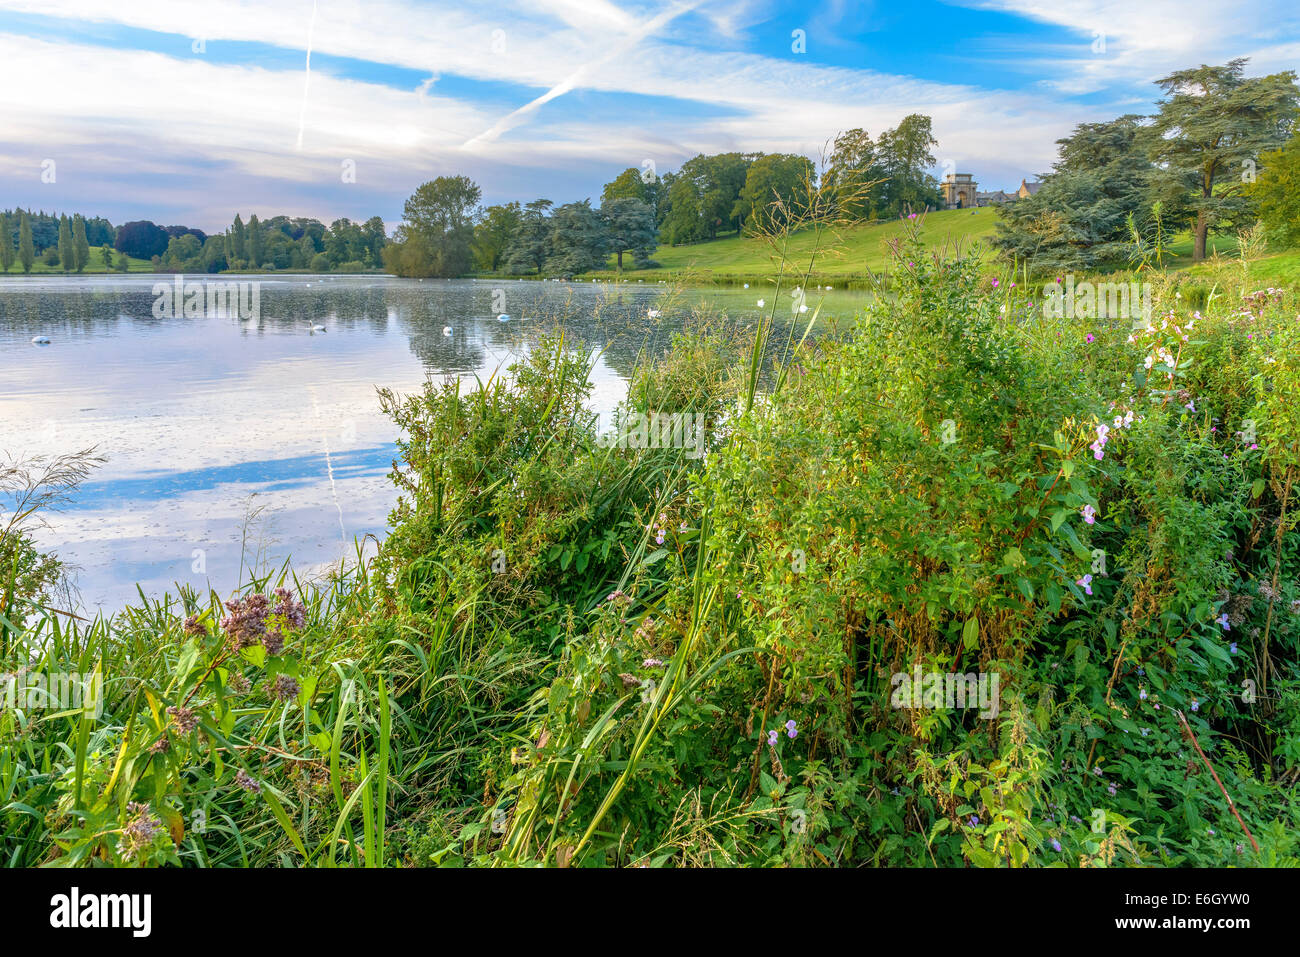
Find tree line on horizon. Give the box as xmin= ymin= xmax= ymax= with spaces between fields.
xmin=383 ymin=113 xmax=945 ymax=279
xmin=0 ymin=208 xmax=388 ymax=275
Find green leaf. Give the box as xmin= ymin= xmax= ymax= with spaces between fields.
xmin=962 ymin=617 xmax=980 ymax=651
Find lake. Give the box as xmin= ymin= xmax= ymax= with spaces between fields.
xmin=0 ymin=274 xmax=863 ymax=611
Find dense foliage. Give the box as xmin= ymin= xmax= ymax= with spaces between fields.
xmin=3 ymin=217 xmax=1297 ymax=868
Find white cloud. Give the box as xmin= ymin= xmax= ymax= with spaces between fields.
xmin=2 ymin=0 xmax=1281 ymax=225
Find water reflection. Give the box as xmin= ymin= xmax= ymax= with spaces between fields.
xmin=0 ymin=274 xmax=865 ymax=610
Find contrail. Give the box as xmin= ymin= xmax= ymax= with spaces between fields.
xmin=296 ymin=0 xmax=319 ymax=151
xmin=462 ymin=0 xmax=702 ymax=149
xmin=308 ymin=385 xmax=348 ymax=546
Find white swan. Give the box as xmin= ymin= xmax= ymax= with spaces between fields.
xmin=305 ymin=322 xmax=326 ymax=333
xmin=756 ymin=299 xmax=765 ymax=307
xmin=647 ymin=309 xmax=661 ymax=319
xmin=497 ymin=313 xmax=511 ymax=322
xmin=32 ymin=335 xmax=51 ymax=345
xmin=442 ymin=326 xmax=452 ymax=336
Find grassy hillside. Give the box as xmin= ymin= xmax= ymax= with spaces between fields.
xmin=592 ymin=206 xmax=1002 ymax=284
xmin=586 ymin=206 xmax=1278 ymax=286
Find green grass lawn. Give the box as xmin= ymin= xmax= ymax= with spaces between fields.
xmin=580 ymin=207 xmax=1290 ymax=287
xmin=590 ymin=206 xmax=1002 ymax=285
xmin=1 ymin=252 xmax=155 ymax=275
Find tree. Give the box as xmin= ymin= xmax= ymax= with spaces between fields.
xmin=384 ymin=176 xmax=482 ymax=278
xmin=247 ymin=214 xmax=264 ymax=267
xmin=474 ymin=201 xmax=522 ymax=271
xmin=658 ymin=175 xmax=704 ymax=244
xmin=600 ymin=197 xmax=657 ymax=271
xmin=502 ymin=199 xmax=553 ymax=274
xmin=57 ymin=215 xmax=74 ymax=273
xmin=874 ymin=114 xmax=941 ymax=216
xmin=19 ymin=211 xmax=34 ymax=273
xmin=1150 ymin=58 xmax=1299 ymax=260
xmin=732 ymin=153 xmax=816 ymax=232
xmin=231 ymin=214 xmax=247 ymax=262
xmin=361 ymin=216 xmax=387 ymax=266
xmin=100 ymin=243 xmax=113 ymax=269
xmin=994 ymin=115 xmax=1164 ymax=272
xmin=601 ymin=168 xmax=648 ymax=205
xmin=1248 ymin=132 xmax=1300 ymax=246
xmin=656 ymin=153 xmax=756 ymax=243
xmin=114 ymin=220 xmax=169 ymax=259
xmin=824 ymin=128 xmax=880 ymax=220
xmin=544 ymin=201 xmax=610 ymax=275
xmin=0 ymin=213 xmax=12 ymax=273
xmin=73 ymin=215 xmax=89 ymax=272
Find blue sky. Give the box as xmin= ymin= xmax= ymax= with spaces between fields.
xmin=0 ymin=0 xmax=1296 ymax=232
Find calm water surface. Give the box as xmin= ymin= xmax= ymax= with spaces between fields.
xmin=0 ymin=274 xmax=865 ymax=610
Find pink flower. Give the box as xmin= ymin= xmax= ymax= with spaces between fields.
xmin=1082 ymin=504 xmax=1096 ymax=525
xmin=1076 ymin=574 xmax=1093 ymax=596
xmin=1085 ymin=333 xmax=1095 ymax=343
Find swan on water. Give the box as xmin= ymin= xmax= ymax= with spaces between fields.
xmin=442 ymin=326 xmax=452 ymax=335
xmin=305 ymin=322 xmax=326 ymax=333
xmin=32 ymin=335 xmax=51 ymax=344
xmin=497 ymin=314 xmax=511 ymax=322
xmin=647 ymin=309 xmax=660 ymax=319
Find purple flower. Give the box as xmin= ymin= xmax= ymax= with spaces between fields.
xmin=785 ymin=719 xmax=797 ymax=739
xmin=1076 ymin=574 xmax=1093 ymax=596
xmin=1050 ymin=838 xmax=1062 ymax=852
xmin=1107 ymin=783 xmax=1117 ymax=796
xmin=970 ymin=815 xmax=980 ymax=826
xmin=1085 ymin=333 xmax=1095 ymax=343
xmin=1190 ymin=699 xmax=1199 ymax=712
xmin=1229 ymin=642 xmax=1238 ymax=655
xmin=655 ymin=528 xmax=665 ymax=545
xmin=766 ymin=729 xmax=778 ymax=747
xmin=270 ymin=673 xmax=300 ymax=703
xmin=1082 ymin=503 xmax=1096 ymax=525
xmin=1216 ymin=613 xmax=1230 ymax=631
xmin=1139 ymin=688 xmax=1147 ymax=700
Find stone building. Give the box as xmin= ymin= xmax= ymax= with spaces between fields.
xmin=939 ymin=172 xmax=1043 ymax=209
xmin=939 ymin=172 xmax=978 ymax=209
